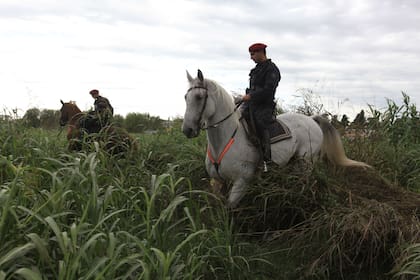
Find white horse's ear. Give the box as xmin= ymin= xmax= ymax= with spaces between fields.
xmin=186 ymin=70 xmax=194 ymax=83
xmin=197 ymin=69 xmax=204 ymax=82
xmin=60 ymin=100 xmax=64 ymax=105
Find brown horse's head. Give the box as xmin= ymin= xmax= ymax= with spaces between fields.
xmin=59 ymin=100 xmax=82 ymax=127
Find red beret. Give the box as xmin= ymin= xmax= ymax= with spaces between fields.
xmin=248 ymin=43 xmax=267 ymax=52
xmin=89 ymin=89 xmax=99 ymax=95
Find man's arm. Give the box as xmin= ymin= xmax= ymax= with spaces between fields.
xmin=247 ymin=69 xmax=280 ymax=104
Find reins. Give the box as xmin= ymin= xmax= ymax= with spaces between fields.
xmin=202 ymin=101 xmax=242 ymax=130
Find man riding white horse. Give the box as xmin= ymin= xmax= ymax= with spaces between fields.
xmin=241 ymin=43 xmax=281 ymax=171
xmin=182 ymin=70 xmax=370 ymax=208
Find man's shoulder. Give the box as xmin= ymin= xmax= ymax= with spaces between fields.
xmin=267 ymin=59 xmax=279 ymax=69
xmin=97 ymin=96 xmax=111 ymax=103
xmin=267 ymin=60 xmax=280 ymax=76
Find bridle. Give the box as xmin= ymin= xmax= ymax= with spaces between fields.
xmin=187 ymin=84 xmax=243 ymax=176
xmin=187 ymin=86 xmax=242 ymax=130
xmin=59 ymin=103 xmax=84 ymax=135
xmin=187 ymin=86 xmax=209 ymax=129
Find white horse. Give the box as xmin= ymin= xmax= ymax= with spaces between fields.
xmin=182 ymin=70 xmax=370 ymax=208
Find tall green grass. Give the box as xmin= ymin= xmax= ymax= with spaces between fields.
xmin=0 ymin=119 xmax=270 ymax=279
xmin=0 ymin=93 xmax=419 ymax=279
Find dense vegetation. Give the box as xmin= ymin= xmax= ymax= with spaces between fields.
xmin=17 ymin=107 xmax=167 ymax=133
xmin=0 ymin=94 xmax=419 ymax=279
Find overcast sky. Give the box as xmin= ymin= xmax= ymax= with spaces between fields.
xmin=1 ymin=0 xmax=419 ymax=119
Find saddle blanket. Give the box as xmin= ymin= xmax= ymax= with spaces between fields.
xmin=268 ymin=119 xmax=292 ymax=144
xmin=241 ymin=117 xmax=292 ymax=145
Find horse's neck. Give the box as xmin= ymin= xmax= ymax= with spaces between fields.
xmin=206 ymin=87 xmax=239 ymax=153
xmin=69 ymin=107 xmax=83 ymax=125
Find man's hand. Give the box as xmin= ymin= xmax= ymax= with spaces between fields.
xmin=242 ymin=94 xmax=251 ymax=101
xmin=233 ymin=95 xmax=243 ymax=104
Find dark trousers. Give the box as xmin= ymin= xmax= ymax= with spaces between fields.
xmin=80 ymin=114 xmax=102 ymax=134
xmin=242 ymin=105 xmax=274 ymax=161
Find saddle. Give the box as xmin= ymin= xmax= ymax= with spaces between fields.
xmin=79 ymin=115 xmax=102 ymax=134
xmin=241 ymin=117 xmax=292 ymax=146
xmin=268 ymin=119 xmax=292 ymax=143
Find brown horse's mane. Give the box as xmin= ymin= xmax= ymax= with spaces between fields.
xmin=64 ymin=102 xmax=84 ymax=126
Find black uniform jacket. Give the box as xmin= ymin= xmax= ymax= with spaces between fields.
xmin=246 ymin=59 xmax=281 ymax=110
xmin=94 ymin=96 xmax=114 ymax=115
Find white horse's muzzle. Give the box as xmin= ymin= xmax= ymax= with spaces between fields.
xmin=182 ymin=126 xmax=200 ymax=138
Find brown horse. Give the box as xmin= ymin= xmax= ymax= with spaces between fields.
xmin=59 ymin=100 xmax=138 ymax=154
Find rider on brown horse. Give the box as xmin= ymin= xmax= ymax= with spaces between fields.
xmin=80 ymin=89 xmax=114 ymax=134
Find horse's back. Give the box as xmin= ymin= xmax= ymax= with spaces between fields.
xmin=275 ymin=112 xmax=323 ymax=158
xmin=278 ymin=112 xmax=321 ymax=134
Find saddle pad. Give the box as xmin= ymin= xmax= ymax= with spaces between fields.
xmin=240 ymin=117 xmax=292 ymax=145
xmin=269 ymin=119 xmax=292 ymax=144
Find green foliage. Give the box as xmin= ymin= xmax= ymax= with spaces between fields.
xmin=395 ymin=243 xmax=420 ymax=279
xmin=0 ymin=122 xmax=265 ymax=279
xmin=1 ymin=93 xmax=419 ymax=279
xmin=351 ymin=109 xmax=366 ymax=128
xmin=124 ymin=113 xmax=164 ymax=133
xmin=40 ymin=109 xmax=60 ymax=129
xmin=23 ymin=107 xmax=41 ymax=128
xmin=367 ymin=92 xmax=420 ymax=146
xmin=21 ymin=108 xmax=61 ymax=129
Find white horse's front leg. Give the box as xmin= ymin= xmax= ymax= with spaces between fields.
xmin=227 ymin=177 xmax=249 ymax=208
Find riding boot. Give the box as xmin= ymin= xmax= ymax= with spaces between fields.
xmin=262 ymin=129 xmax=271 ymax=172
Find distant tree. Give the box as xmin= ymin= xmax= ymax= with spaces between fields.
xmin=352 ymin=110 xmax=366 ymax=128
xmin=340 ymin=114 xmax=350 ymax=128
xmin=366 ymin=105 xmax=381 ymax=129
xmin=124 ymin=113 xmax=148 ymax=133
xmin=147 ymin=115 xmax=164 ymax=130
xmin=23 ymin=108 xmax=41 ymax=128
xmin=124 ymin=112 xmax=163 ymax=133
xmin=170 ymin=117 xmax=183 ymax=131
xmin=331 ymin=115 xmax=342 ymax=130
xmin=40 ymin=109 xmax=60 ymax=129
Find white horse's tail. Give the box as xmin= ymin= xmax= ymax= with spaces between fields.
xmin=313 ymin=116 xmax=371 ymax=168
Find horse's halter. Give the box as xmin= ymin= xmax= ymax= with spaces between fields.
xmin=59 ymin=103 xmax=83 ymax=127
xmin=59 ymin=107 xmax=69 ymax=126
xmin=187 ymin=85 xmax=208 ymax=129
xmin=187 ymin=85 xmax=241 ymax=130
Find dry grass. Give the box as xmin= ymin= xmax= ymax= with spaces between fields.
xmin=215 ymin=161 xmax=420 ymax=279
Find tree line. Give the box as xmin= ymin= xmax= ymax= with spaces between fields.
xmin=18 ymin=107 xmax=169 ymax=133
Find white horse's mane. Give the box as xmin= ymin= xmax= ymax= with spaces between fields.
xmin=204 ymin=78 xmax=235 ymax=108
